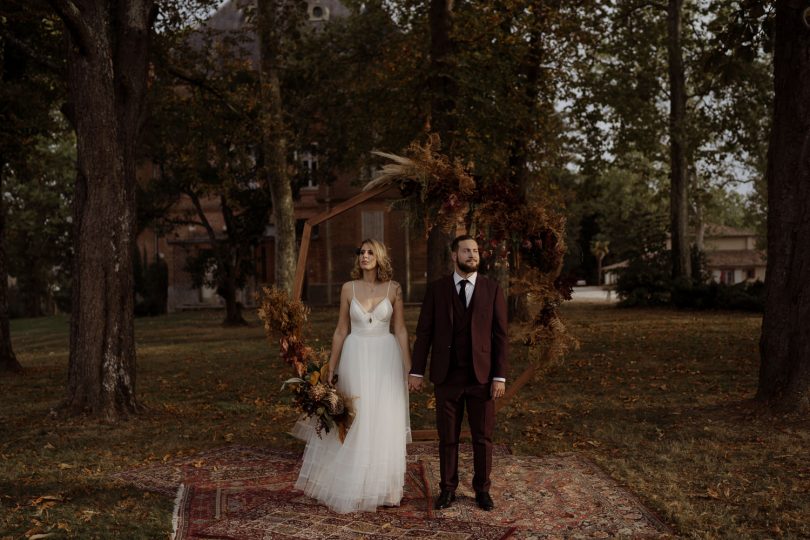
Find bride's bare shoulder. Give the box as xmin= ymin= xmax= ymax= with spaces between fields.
xmin=340 ymin=281 xmax=355 ymax=297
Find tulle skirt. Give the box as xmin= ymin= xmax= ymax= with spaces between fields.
xmin=291 ymin=332 xmax=411 ymax=514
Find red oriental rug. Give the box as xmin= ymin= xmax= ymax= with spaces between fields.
xmin=112 ymin=444 xmax=671 ymax=539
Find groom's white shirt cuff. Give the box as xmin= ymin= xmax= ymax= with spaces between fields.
xmin=408 ymin=374 xmax=506 ymax=382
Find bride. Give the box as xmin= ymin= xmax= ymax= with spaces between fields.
xmin=292 ymin=238 xmax=412 ymax=513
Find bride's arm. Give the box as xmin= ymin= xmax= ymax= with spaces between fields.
xmin=328 ymin=282 xmax=352 ymax=383
xmin=391 ymin=282 xmax=412 ymax=375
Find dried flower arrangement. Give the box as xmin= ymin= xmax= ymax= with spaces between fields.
xmin=367 ymin=135 xmax=578 ymax=371
xmin=363 ymin=133 xmax=475 ymax=236
xmin=258 ymin=286 xmax=354 ymax=441
xmin=471 ymin=183 xmax=579 ymax=363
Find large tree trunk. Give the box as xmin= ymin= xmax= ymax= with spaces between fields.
xmin=667 ymin=0 xmax=690 ymax=280
xmin=52 ymin=0 xmax=154 ymax=419
xmin=0 ymin=164 xmax=22 ymax=373
xmin=256 ymin=0 xmax=296 ymax=294
xmin=426 ymin=0 xmax=456 ymax=282
xmin=757 ymin=0 xmax=810 ymax=413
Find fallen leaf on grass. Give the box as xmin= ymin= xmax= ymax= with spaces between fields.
xmin=30 ymin=495 xmax=63 ymax=506
xmin=573 ymin=440 xmax=601 ymax=448
xmin=80 ymin=510 xmax=99 ymax=522
xmin=57 ymin=463 xmax=73 ymax=470
xmin=28 ymin=534 xmax=57 ymax=540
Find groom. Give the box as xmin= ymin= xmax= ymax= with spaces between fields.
xmin=409 ymin=234 xmax=509 ymax=511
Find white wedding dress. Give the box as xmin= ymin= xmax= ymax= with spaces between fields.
xmin=292 ymin=283 xmax=411 ymax=514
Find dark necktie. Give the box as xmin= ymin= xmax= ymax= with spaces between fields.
xmin=458 ymin=279 xmax=468 ymax=309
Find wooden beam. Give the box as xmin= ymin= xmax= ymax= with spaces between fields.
xmin=289 ymin=179 xmax=539 ymax=442
xmin=496 ymin=364 xmax=535 ymax=413
xmin=292 ymin=183 xmax=393 ymax=301
xmin=292 ymin=222 xmax=312 ymax=300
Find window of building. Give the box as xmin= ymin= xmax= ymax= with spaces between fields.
xmin=746 ymin=268 xmax=755 ymax=280
xmin=296 ymin=149 xmax=319 ymax=188
xmin=721 ymin=269 xmax=735 ymax=285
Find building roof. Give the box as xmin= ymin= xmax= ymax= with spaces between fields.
xmin=602 ymin=260 xmax=629 ymax=271
xmin=703 ymin=224 xmax=758 ymax=238
xmin=705 ymin=249 xmax=766 ymax=268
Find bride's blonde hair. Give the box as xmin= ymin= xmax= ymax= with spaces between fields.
xmin=350 ymin=238 xmax=393 ymax=282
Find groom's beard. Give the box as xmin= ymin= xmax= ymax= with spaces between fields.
xmin=457 ymin=259 xmax=479 ymax=273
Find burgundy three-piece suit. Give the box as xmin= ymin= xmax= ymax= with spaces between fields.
xmin=411 ymin=274 xmax=509 ymax=493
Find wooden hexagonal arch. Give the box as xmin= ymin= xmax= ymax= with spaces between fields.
xmin=290 ymin=183 xmax=535 ymax=441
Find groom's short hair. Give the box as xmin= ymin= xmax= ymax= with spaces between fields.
xmin=451 ymin=234 xmax=476 ymax=252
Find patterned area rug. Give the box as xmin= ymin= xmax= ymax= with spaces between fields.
xmin=112 ymin=444 xmax=671 ymax=539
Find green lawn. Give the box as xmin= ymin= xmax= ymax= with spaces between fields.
xmin=1 ymin=304 xmax=807 ymax=538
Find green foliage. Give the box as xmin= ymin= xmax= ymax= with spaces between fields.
xmin=564 ymin=0 xmax=772 ymax=281
xmin=1 ymin=1 xmax=70 ymax=317
xmin=617 ymin=244 xmax=764 ymax=312
xmin=562 ymin=164 xmax=669 ymax=282
xmin=142 ymin=13 xmax=275 ymax=300
xmin=670 ymin=279 xmax=764 ymax=312
xmin=284 ymin=0 xmax=427 ymax=178
xmin=615 ymin=249 xmax=672 ymax=307
xmin=4 ymin=132 xmax=74 ymax=317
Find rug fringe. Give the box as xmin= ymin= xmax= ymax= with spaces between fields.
xmin=171 ymin=483 xmax=186 ymax=540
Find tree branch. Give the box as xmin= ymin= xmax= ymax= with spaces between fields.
xmin=160 ymin=62 xmax=248 ymax=119
xmin=163 ymin=217 xmax=206 ymax=227
xmin=0 ymin=27 xmax=63 ymax=74
xmin=185 ymin=190 xmax=219 ymax=246
xmin=46 ymin=0 xmax=92 ymax=55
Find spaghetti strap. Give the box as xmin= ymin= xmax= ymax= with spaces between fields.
xmin=386 ymin=280 xmax=392 ymax=300
xmin=351 ymin=280 xmax=356 ymax=299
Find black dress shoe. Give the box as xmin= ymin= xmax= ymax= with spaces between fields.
xmin=475 ymin=491 xmax=495 ymax=511
xmin=434 ymin=490 xmax=456 ymax=510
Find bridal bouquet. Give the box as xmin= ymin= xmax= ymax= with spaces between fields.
xmin=258 ymin=286 xmax=354 ymax=442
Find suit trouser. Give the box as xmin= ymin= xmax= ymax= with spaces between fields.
xmin=434 ymin=366 xmax=495 ymax=493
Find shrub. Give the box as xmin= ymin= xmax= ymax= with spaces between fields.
xmin=616 ymin=248 xmax=764 ymax=312
xmin=615 ymin=250 xmax=671 ymax=307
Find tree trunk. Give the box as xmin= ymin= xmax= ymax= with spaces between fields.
xmin=667 ymin=0 xmax=690 ymax=280
xmin=757 ymin=0 xmax=810 ymax=413
xmin=691 ymin=170 xmax=706 ymax=253
xmin=220 ymin=272 xmax=246 ymax=327
xmin=256 ymin=0 xmax=296 ymax=294
xmin=596 ymin=255 xmax=604 ymax=286
xmin=426 ymin=0 xmax=457 ymax=283
xmin=53 ymin=0 xmax=154 ymax=419
xmin=0 ymin=164 xmax=22 ymax=373
xmin=505 ymin=6 xmax=547 ymax=322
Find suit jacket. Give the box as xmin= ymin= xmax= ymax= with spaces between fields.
xmin=411 ymin=274 xmax=509 ymax=385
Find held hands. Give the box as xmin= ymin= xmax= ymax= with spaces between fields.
xmin=408 ymin=375 xmax=423 ymax=392
xmin=491 ymin=380 xmax=505 ymax=399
